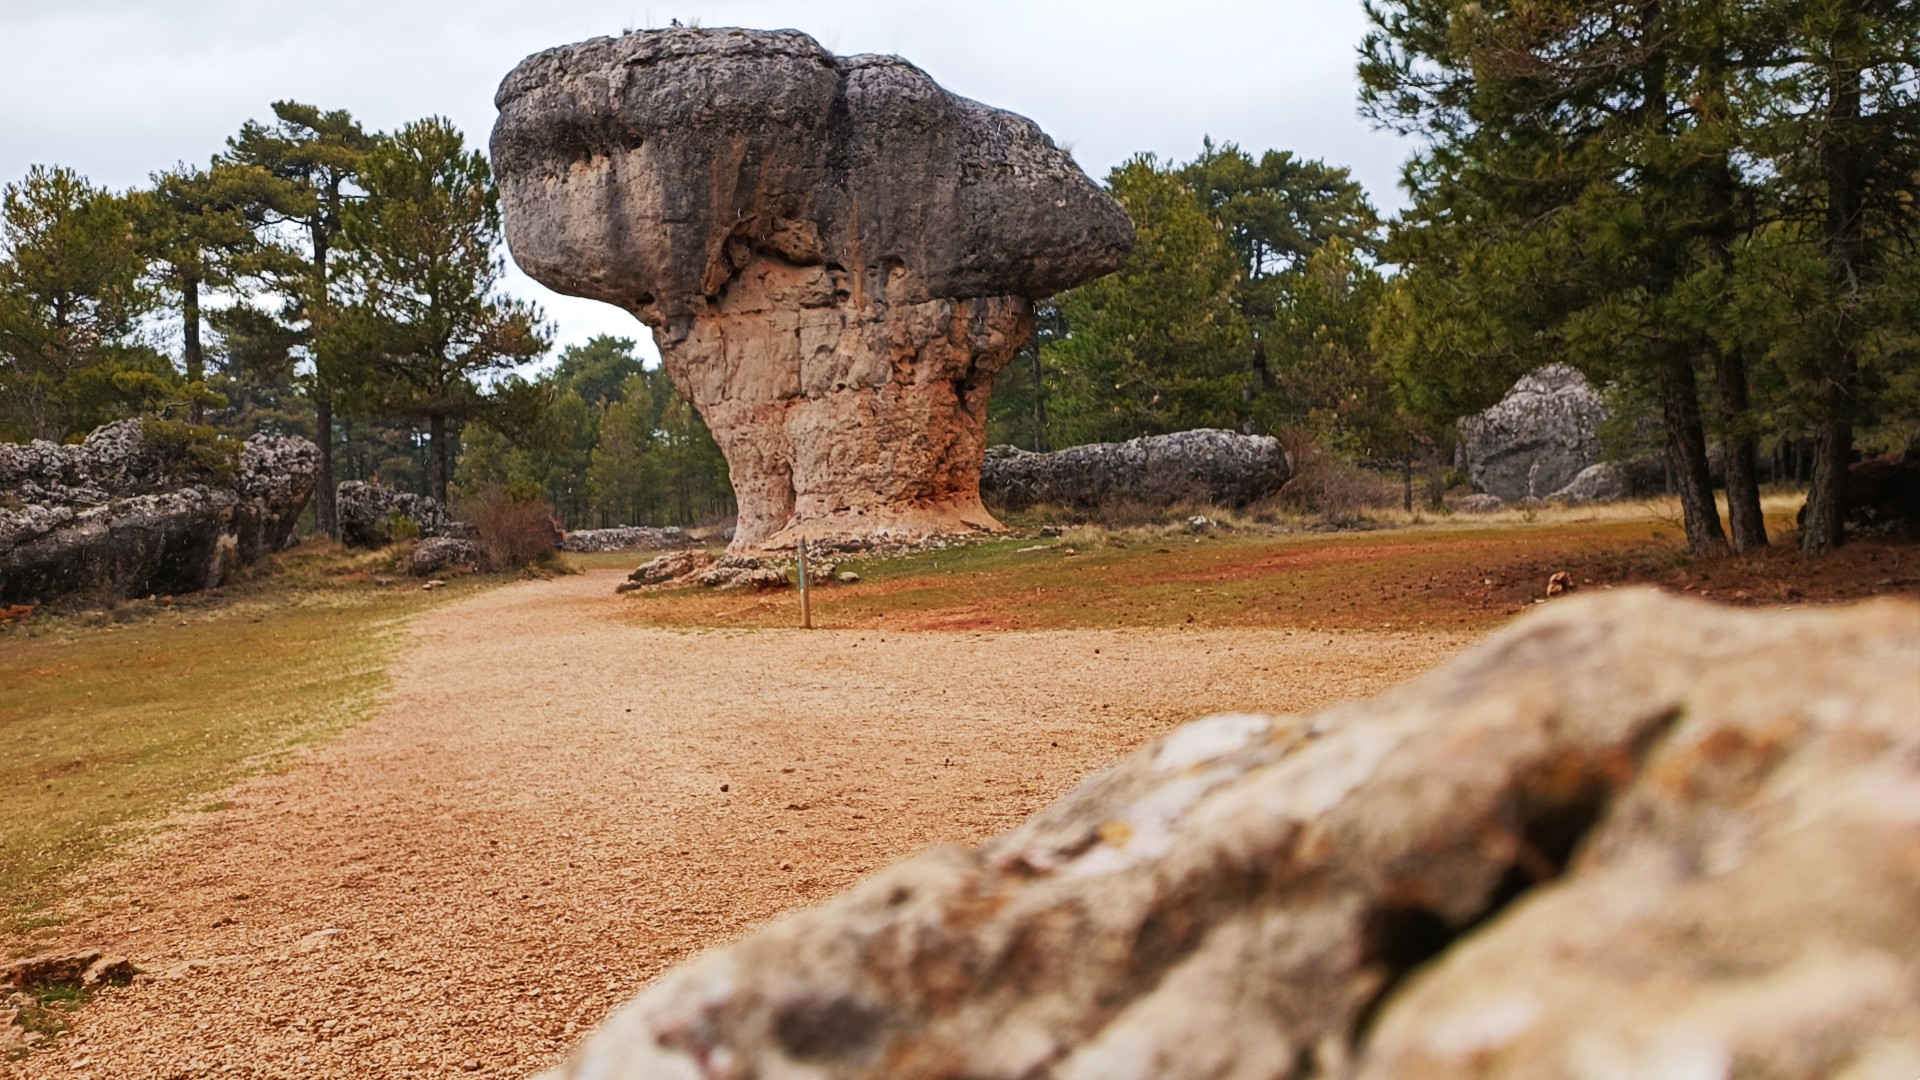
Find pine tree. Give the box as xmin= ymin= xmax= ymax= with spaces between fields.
xmin=0 ymin=166 xmax=165 ymax=440
xmin=335 ymin=117 xmax=548 ymax=504
xmin=221 ymin=101 xmax=375 ymax=538
xmin=132 ymin=162 xmax=279 ymax=425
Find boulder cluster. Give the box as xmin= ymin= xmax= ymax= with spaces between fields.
xmin=1 ymin=421 xmax=316 ymax=605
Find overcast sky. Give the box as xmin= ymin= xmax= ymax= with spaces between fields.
xmin=1 ymin=0 xmax=1416 ymax=363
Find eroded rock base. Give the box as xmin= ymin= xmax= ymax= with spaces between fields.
xmin=661 ymin=262 xmax=1030 ymax=550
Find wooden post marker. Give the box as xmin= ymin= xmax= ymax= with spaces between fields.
xmin=797 ymin=539 xmax=813 ymax=629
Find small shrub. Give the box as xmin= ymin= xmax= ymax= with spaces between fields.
xmin=138 ymin=418 xmax=241 ymax=486
xmin=461 ymin=486 xmax=563 ymax=572
xmin=1276 ymin=432 xmax=1398 ymax=526
xmin=385 ymin=511 xmax=422 ymax=543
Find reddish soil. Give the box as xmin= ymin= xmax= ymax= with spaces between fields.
xmin=621 ymin=518 xmax=1920 ymax=634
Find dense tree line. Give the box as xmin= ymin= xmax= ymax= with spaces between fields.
xmin=988 ymin=142 xmax=1434 ymax=496
xmin=1361 ymin=0 xmax=1919 ymax=555
xmin=993 ymin=0 xmax=1916 ymax=556
xmin=0 ymin=102 xmax=733 ymax=533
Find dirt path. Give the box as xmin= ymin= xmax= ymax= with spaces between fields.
xmin=18 ymin=570 xmax=1474 ymax=1079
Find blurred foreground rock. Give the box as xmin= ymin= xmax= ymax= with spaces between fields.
xmin=0 ymin=421 xmax=315 ymax=604
xmin=544 ymin=590 xmax=1920 ymax=1079
xmin=492 ymin=28 xmax=1132 ymax=550
xmin=981 ymin=430 xmax=1292 ymax=512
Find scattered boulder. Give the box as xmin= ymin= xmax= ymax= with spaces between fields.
xmin=1459 ymin=365 xmax=1608 ymax=501
xmin=0 ymin=421 xmax=316 ymax=605
xmin=1454 ymin=492 xmax=1506 ymax=514
xmin=617 ymin=549 xmax=820 ymax=592
xmin=409 ymin=537 xmax=480 ymax=577
xmin=981 ymin=430 xmax=1292 ymax=513
xmin=560 ymin=526 xmax=690 ymax=553
xmin=492 ymin=28 xmax=1133 ymax=550
xmin=335 ymin=480 xmax=461 ymax=548
xmin=621 ymin=550 xmax=712 ymax=591
xmin=1 ymin=950 xmax=138 ymax=991
xmin=539 ymin=591 xmax=1920 ymax=1080
xmin=697 ymin=554 xmax=792 ymax=591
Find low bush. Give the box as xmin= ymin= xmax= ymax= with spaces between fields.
xmin=1275 ymin=433 xmax=1399 ymax=526
xmin=462 ymin=486 xmax=563 ymax=572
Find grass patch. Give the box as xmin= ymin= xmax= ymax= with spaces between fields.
xmin=0 ymin=541 xmax=511 ymax=940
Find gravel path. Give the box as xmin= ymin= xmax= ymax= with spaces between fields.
xmin=18 ymin=569 xmax=1473 ymax=1079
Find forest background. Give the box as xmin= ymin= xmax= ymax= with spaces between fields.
xmin=2 ymin=0 xmax=1913 ymax=556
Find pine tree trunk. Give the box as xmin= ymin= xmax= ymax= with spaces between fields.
xmin=1801 ymin=392 xmax=1851 ymax=555
xmin=1661 ymin=357 xmax=1727 ymax=557
xmin=314 ymin=394 xmax=337 ymax=539
xmin=1803 ymin=12 xmax=1864 ymax=556
xmin=1713 ymin=347 xmax=1768 ymax=552
xmin=184 ymin=276 xmax=204 ymax=425
xmin=430 ymin=412 xmax=449 ymax=505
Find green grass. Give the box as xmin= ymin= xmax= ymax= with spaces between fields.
xmin=0 ymin=543 xmax=511 ymax=941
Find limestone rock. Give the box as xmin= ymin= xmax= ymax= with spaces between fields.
xmin=1454 ymin=492 xmax=1506 ymax=514
xmin=335 ymin=480 xmax=462 ymax=548
xmin=0 ymin=422 xmax=316 ymax=605
xmin=1459 ymin=365 xmax=1608 ymax=501
xmin=492 ymin=28 xmax=1133 ymax=550
xmin=540 ymin=591 xmax=1920 ymax=1080
xmin=409 ymin=536 xmax=480 ymax=577
xmin=560 ymin=526 xmax=690 ymax=553
xmin=981 ymin=430 xmax=1292 ymax=513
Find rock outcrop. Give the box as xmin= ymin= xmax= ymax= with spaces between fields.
xmin=981 ymin=430 xmax=1292 ymax=512
xmin=491 ymin=28 xmax=1133 ymax=550
xmin=560 ymin=526 xmax=690 ymax=553
xmin=540 ymin=590 xmax=1920 ymax=1080
xmin=0 ymin=421 xmax=316 ymax=604
xmin=335 ymin=481 xmax=462 ymax=548
xmin=1460 ymin=365 xmax=1608 ymax=502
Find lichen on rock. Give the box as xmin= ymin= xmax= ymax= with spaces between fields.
xmin=0 ymin=421 xmax=317 ymax=604
xmin=491 ymin=28 xmax=1133 ymax=550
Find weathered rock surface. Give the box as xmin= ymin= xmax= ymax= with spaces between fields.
xmin=408 ymin=536 xmax=479 ymax=577
xmin=560 ymin=526 xmax=690 ymax=553
xmin=541 ymin=590 xmax=1920 ymax=1080
xmin=492 ymin=28 xmax=1133 ymax=550
xmin=1454 ymin=492 xmax=1506 ymax=514
xmin=1460 ymin=365 xmax=1608 ymax=501
xmin=335 ymin=480 xmax=462 ymax=548
xmin=981 ymin=430 xmax=1292 ymax=512
xmin=0 ymin=421 xmax=316 ymax=604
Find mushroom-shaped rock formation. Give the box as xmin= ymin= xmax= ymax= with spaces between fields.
xmin=492 ymin=28 xmax=1133 ymax=549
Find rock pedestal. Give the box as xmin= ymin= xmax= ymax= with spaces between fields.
xmin=491 ymin=28 xmax=1132 ymax=549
